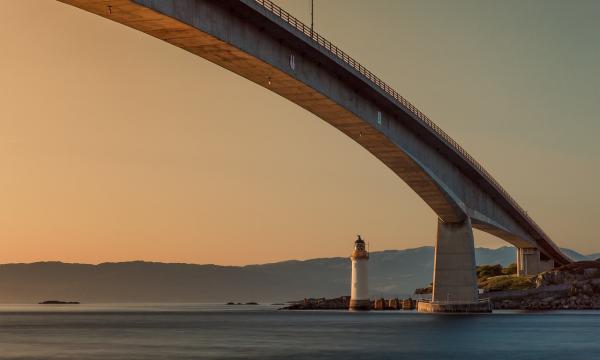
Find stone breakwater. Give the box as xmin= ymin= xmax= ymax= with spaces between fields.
xmin=280 ymin=296 xmax=416 ymax=310
xmin=487 ymin=261 xmax=600 ymax=310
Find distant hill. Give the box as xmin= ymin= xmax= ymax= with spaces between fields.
xmin=0 ymin=247 xmax=595 ymax=303
xmin=587 ymin=253 xmax=600 ymax=261
xmin=560 ymin=248 xmax=592 ymax=262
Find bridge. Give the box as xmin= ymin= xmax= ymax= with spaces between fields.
xmin=59 ymin=0 xmax=573 ymax=311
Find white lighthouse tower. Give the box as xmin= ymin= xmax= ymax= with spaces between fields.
xmin=349 ymin=235 xmax=370 ymax=311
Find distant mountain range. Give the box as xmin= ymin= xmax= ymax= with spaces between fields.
xmin=0 ymin=247 xmax=597 ymax=303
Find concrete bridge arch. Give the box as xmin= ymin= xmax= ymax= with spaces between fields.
xmin=58 ymin=0 xmax=572 ymax=308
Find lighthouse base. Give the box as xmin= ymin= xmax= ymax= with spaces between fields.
xmin=349 ymin=299 xmax=371 ymax=311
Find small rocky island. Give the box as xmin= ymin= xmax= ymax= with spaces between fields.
xmin=225 ymin=302 xmax=258 ymax=305
xmin=38 ymin=300 xmax=80 ymax=305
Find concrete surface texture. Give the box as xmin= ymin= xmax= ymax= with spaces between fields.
xmin=432 ymin=218 xmax=478 ymax=303
xmin=517 ymin=248 xmax=555 ymax=276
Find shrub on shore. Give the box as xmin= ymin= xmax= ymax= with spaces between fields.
xmin=479 ymin=275 xmax=535 ymax=292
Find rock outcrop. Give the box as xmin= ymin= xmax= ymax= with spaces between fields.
xmin=487 ymin=261 xmax=600 ymax=310
xmin=281 ymin=296 xmax=350 ymax=310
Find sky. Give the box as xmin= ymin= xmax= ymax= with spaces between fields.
xmin=1 ymin=0 xmax=598 ymax=265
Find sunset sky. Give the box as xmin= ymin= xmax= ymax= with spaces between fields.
xmin=1 ymin=0 xmax=599 ymax=265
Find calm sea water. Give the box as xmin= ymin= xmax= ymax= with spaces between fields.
xmin=0 ymin=304 xmax=599 ymax=360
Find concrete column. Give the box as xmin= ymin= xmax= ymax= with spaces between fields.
xmin=517 ymin=248 xmax=540 ymax=276
xmin=431 ymin=217 xmax=478 ymax=304
xmin=539 ymin=259 xmax=554 ymax=273
xmin=516 ymin=247 xmax=521 ymax=275
xmin=517 ymin=247 xmax=554 ymax=276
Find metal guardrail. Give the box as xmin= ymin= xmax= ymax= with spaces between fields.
xmin=253 ymin=0 xmax=560 ymax=255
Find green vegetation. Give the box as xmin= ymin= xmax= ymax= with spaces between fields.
xmin=476 ymin=263 xmax=533 ymax=292
xmin=502 ymin=263 xmax=517 ymax=275
xmin=476 ymin=263 xmax=517 ymax=279
xmin=478 ymin=275 xmax=534 ymax=292
xmin=415 ymin=284 xmax=433 ymax=294
xmin=476 ymin=264 xmax=503 ymax=278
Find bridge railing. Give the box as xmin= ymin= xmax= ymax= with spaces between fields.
xmin=253 ymin=0 xmax=556 ymax=250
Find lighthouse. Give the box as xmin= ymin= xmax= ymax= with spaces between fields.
xmin=349 ymin=235 xmax=370 ymax=311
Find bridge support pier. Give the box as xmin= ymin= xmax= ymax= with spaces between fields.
xmin=418 ymin=217 xmax=491 ymax=313
xmin=516 ymin=248 xmax=554 ymax=276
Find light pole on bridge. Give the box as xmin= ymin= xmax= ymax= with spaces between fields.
xmin=310 ymin=0 xmax=314 ymax=38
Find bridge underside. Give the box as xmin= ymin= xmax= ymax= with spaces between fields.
xmin=58 ymin=0 xmax=571 ymax=311
xmin=59 ymin=0 xmax=468 ymax=222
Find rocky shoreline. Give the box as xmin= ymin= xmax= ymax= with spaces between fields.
xmin=280 ymin=296 xmax=416 ymax=310
xmin=280 ymin=296 xmax=349 ymax=310
xmin=487 ymin=261 xmax=600 ymax=310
